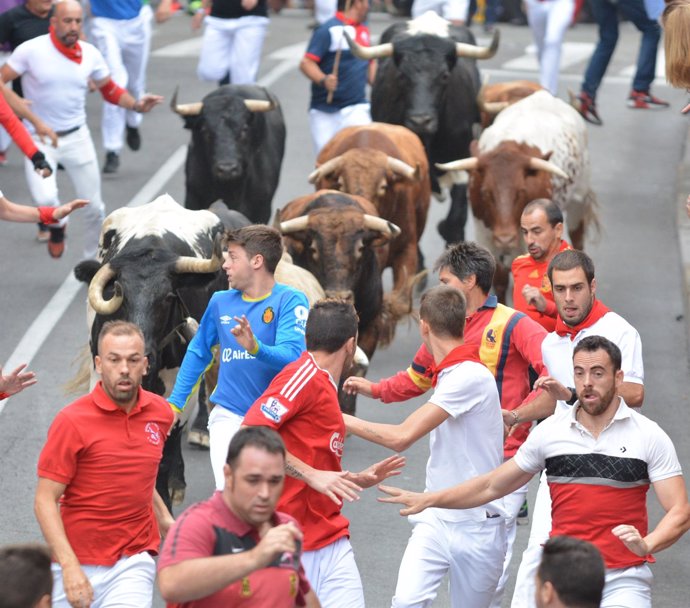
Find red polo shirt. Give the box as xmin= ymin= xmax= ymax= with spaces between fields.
xmin=37 ymin=382 xmax=173 ymax=566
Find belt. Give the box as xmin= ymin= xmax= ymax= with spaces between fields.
xmin=55 ymin=125 xmax=81 ymax=137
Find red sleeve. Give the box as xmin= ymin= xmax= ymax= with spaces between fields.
xmin=0 ymin=90 xmax=39 ymax=160
xmin=376 ymin=343 xmax=433 ymax=403
xmin=37 ymin=412 xmax=84 ymax=485
xmin=158 ymin=505 xmax=216 ymax=570
xmin=543 ymin=299 xmax=558 ymax=318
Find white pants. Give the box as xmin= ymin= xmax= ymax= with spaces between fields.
xmin=308 ymin=103 xmax=371 ymax=156
xmin=525 ymin=0 xmax=574 ymax=95
xmin=208 ymin=405 xmax=244 ymax=491
xmin=511 ymin=471 xmax=551 ymax=608
xmin=197 ymin=15 xmax=269 ymax=84
xmin=89 ymin=6 xmax=152 ymax=153
xmin=24 ymin=126 xmax=106 ymax=260
xmin=602 ymin=564 xmax=652 ymax=608
xmin=52 ymin=552 xmax=156 ymax=608
xmin=302 ymin=536 xmax=365 ymax=608
xmin=392 ymin=510 xmax=507 ymax=608
xmin=411 ymin=0 xmax=469 ymax=21
xmin=490 ymin=482 xmax=529 ymax=608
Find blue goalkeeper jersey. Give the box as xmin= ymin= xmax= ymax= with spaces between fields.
xmin=168 ymin=283 xmax=309 ymax=417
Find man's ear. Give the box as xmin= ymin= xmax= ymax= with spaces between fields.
xmin=36 ymin=594 xmax=52 ymax=608
xmin=94 ymin=355 xmax=102 ymax=375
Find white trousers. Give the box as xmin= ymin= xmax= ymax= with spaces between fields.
xmin=197 ymin=15 xmax=269 ymax=84
xmin=52 ymin=552 xmax=156 ymax=608
xmin=308 ymin=103 xmax=371 ymax=156
xmin=302 ymin=536 xmax=365 ymax=608
xmin=24 ymin=126 xmax=106 ymax=260
xmin=411 ymin=0 xmax=469 ymax=21
xmin=392 ymin=510 xmax=507 ymax=608
xmin=511 ymin=471 xmax=551 ymax=608
xmin=208 ymin=405 xmax=244 ymax=491
xmin=602 ymin=564 xmax=652 ymax=608
xmin=89 ymin=6 xmax=153 ymax=153
xmin=525 ymin=0 xmax=574 ymax=95
xmin=490 ymin=482 xmax=529 ymax=608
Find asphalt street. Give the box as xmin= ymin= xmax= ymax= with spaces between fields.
xmin=1 ymin=8 xmax=690 ymax=607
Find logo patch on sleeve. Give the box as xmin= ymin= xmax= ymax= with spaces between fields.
xmin=260 ymin=397 xmax=288 ymax=423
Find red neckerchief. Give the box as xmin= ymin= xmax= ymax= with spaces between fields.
xmin=49 ymin=25 xmax=82 ymax=64
xmin=335 ymin=11 xmax=360 ymax=25
xmin=555 ymin=299 xmax=610 ymax=340
xmin=430 ymin=343 xmax=483 ymax=387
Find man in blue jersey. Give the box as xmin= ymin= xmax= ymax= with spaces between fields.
xmin=88 ymin=0 xmax=172 ymax=174
xmin=168 ymin=225 xmax=309 ymax=491
xmin=299 ymin=0 xmax=375 ymax=155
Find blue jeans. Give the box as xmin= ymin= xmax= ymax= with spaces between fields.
xmin=582 ymin=0 xmax=661 ymax=99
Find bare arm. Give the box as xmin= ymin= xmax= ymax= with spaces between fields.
xmin=343 ymin=455 xmax=406 ymax=489
xmin=299 ymin=55 xmax=337 ymax=93
xmin=0 ymin=196 xmax=88 ymax=224
xmin=93 ymin=76 xmax=163 ymax=113
xmin=612 ymin=475 xmax=690 ymax=556
xmin=378 ymin=459 xmax=534 ymax=516
xmin=343 ymin=401 xmax=450 ymax=453
xmin=153 ymin=489 xmax=175 ymax=538
xmin=304 ymin=589 xmax=322 ymax=608
xmin=285 ymin=450 xmax=362 ymax=505
xmin=0 ymin=363 xmax=37 ymax=395
xmin=35 ymin=477 xmax=94 ymax=607
xmin=619 ymin=382 xmax=644 ymax=408
xmin=159 ymin=522 xmax=303 ymax=602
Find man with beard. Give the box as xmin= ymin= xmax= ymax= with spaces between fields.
xmin=505 ymin=249 xmax=644 ymax=607
xmin=511 ymin=199 xmax=571 ymax=332
xmin=379 ymin=336 xmax=690 ymax=608
xmin=34 ymin=321 xmax=174 ymax=607
xmin=243 ymin=299 xmax=405 ymax=607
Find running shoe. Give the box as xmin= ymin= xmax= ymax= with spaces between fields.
xmin=627 ymin=90 xmax=670 ymax=110
xmin=568 ymin=90 xmax=603 ymax=126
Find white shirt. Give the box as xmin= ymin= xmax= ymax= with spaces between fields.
xmin=425 ymin=360 xmax=505 ymax=522
xmin=541 ymin=311 xmax=644 ymax=412
xmin=7 ymin=35 xmax=110 ymax=133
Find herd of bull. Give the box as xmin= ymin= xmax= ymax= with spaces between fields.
xmin=72 ymin=11 xmax=600 ymax=509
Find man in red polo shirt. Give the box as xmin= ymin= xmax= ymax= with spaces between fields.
xmin=35 ymin=320 xmax=174 ymax=608
xmin=511 ymin=199 xmax=571 ymax=332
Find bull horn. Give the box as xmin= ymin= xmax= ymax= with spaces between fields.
xmin=308 ymin=156 xmax=344 ymax=184
xmin=363 ymin=214 xmax=401 ymax=237
xmin=88 ymin=263 xmax=124 ymax=315
xmin=280 ymin=216 xmax=311 ymax=233
xmin=344 ymin=30 xmax=393 ymax=60
xmin=456 ymin=28 xmax=499 ymax=59
xmin=435 ymin=158 xmax=479 ymax=172
xmin=528 ymin=157 xmax=569 ymax=180
xmin=174 ymin=250 xmax=223 ymax=274
xmin=170 ymin=86 xmax=203 ymax=116
xmin=479 ymin=99 xmax=510 ymax=114
xmin=387 ymin=157 xmax=419 ymax=180
xmin=244 ymin=99 xmax=275 ymax=112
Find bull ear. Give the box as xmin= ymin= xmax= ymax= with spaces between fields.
xmin=74 ymin=260 xmax=101 ymax=285
xmin=470 ymin=139 xmax=480 ymax=157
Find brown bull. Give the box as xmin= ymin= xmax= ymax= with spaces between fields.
xmin=477 ymin=80 xmax=544 ymax=128
xmin=308 ymin=123 xmax=431 ymax=291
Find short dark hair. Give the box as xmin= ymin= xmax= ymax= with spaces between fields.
xmin=224 ymin=225 xmax=283 ymax=274
xmin=537 ymin=536 xmax=605 ymax=608
xmin=547 ymin=249 xmax=595 ymax=285
xmin=305 ymin=299 xmax=359 ymax=353
xmin=419 ymin=285 xmax=467 ymax=339
xmin=523 ymin=198 xmax=564 ymax=227
xmin=0 ymin=543 xmax=52 ymax=608
xmin=97 ymin=320 xmax=145 ymax=354
xmin=226 ymin=426 xmax=286 ymax=468
xmin=433 ymin=242 xmax=495 ymax=294
xmin=573 ymin=335 xmax=622 ymax=372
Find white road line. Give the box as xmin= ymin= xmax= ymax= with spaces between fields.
xmin=0 ymin=52 xmax=300 ymax=415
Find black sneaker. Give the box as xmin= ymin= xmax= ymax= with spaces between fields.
xmin=103 ymin=151 xmax=119 ymax=174
xmin=568 ymin=89 xmax=603 ymax=126
xmin=126 ymin=126 xmax=141 ymax=151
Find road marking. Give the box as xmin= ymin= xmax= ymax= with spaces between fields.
xmin=0 ymin=48 xmax=301 ymax=414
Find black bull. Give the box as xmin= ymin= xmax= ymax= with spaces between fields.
xmin=347 ymin=20 xmax=498 ymax=244
xmin=172 ymin=84 xmax=286 ymax=224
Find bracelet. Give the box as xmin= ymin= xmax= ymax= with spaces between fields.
xmin=319 ymin=76 xmax=327 ymax=88
xmin=511 ymin=410 xmax=520 ymax=426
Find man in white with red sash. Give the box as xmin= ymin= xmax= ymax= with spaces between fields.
xmin=345 ymin=284 xmax=507 ymax=608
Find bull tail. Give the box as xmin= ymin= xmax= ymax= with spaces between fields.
xmin=584 ymin=188 xmax=602 ymax=243
xmin=62 ymin=344 xmax=93 ymax=396
xmin=377 ymin=270 xmax=428 ymax=348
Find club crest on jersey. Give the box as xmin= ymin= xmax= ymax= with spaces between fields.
xmin=262 ymin=306 xmax=275 ymax=324
xmin=541 ymin=275 xmax=552 ymax=293
xmin=145 ymin=423 xmax=161 ymax=446
xmin=330 ymin=432 xmax=344 ymax=458
xmin=261 ymin=397 xmax=288 ymax=422
xmin=485 ymin=328 xmax=497 ymax=349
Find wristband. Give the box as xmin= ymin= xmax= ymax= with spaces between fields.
xmin=566 ymin=387 xmax=578 ymax=406
xmin=31 ymin=151 xmax=52 ymax=174
xmin=319 ymin=76 xmax=327 ymax=88
xmin=0 ymin=392 xmax=9 ymax=400
xmin=99 ymin=78 xmax=127 ymax=106
xmin=169 ymin=401 xmax=183 ymax=414
xmin=38 ymin=206 xmax=58 ymax=225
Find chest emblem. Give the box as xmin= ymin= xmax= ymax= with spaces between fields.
xmin=145 ymin=422 xmax=161 ymax=446
xmin=262 ymin=306 xmax=275 ymax=324
xmin=485 ymin=328 xmax=497 ymax=349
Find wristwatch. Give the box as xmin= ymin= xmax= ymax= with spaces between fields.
xmin=565 ymin=387 xmax=578 ymax=406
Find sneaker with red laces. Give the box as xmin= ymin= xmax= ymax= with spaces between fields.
xmin=568 ymin=89 xmax=603 ymax=126
xmin=627 ymin=90 xmax=670 ymax=110
xmin=47 ymin=226 xmax=65 ymax=258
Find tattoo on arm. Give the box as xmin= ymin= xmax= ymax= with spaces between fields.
xmin=285 ymin=462 xmax=304 ymax=481
xmin=363 ymin=426 xmax=385 ymax=440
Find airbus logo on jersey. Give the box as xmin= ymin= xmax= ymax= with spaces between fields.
xmin=261 ymin=397 xmax=289 ymax=423
xmin=330 ymin=432 xmax=344 ymax=458
xmin=219 ymin=315 xmax=232 ymax=325
xmin=145 ymin=422 xmax=161 ymax=446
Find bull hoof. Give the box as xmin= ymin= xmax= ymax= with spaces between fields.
xmin=170 ymin=486 xmax=186 ymax=507
xmin=188 ymin=429 xmax=210 ymax=450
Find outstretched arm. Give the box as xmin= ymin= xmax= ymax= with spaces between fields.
xmin=0 ymin=362 xmax=37 ymax=396
xmin=344 ymin=455 xmax=406 ymax=489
